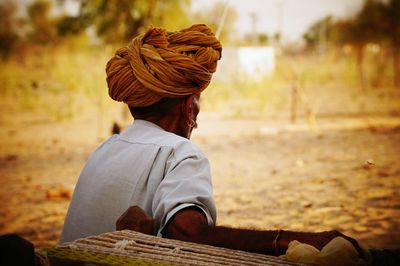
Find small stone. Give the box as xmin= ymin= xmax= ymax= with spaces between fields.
xmin=362 ymin=159 xmax=375 ymax=170
xmin=4 ymin=154 xmax=18 ymax=162
xmin=46 ymin=188 xmax=72 ymax=200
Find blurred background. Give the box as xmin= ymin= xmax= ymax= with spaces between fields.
xmin=0 ymin=0 xmax=399 ymax=250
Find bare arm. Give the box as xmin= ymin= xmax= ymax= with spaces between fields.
xmin=164 ymin=207 xmax=361 ymax=255
xmin=117 ymin=206 xmax=362 ymax=256
xmin=164 ymin=207 xmax=278 ymax=254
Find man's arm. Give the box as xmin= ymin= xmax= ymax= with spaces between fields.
xmin=117 ymin=206 xmax=362 ymax=256
xmin=116 ymin=206 xmax=155 ymax=235
xmin=164 ymin=207 xmax=278 ymax=254
xmin=164 ymin=207 xmax=362 ymax=255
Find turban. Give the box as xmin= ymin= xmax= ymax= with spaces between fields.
xmin=106 ymin=24 xmax=222 ymax=107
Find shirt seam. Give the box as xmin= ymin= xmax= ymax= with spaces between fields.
xmin=116 ymin=138 xmax=175 ymax=149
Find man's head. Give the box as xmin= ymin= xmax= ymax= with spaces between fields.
xmin=106 ymin=24 xmax=221 ymax=106
xmin=105 ymin=24 xmax=221 ymax=138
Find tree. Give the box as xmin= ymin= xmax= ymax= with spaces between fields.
xmin=75 ymin=0 xmax=192 ymax=44
xmin=338 ymin=0 xmax=400 ymax=89
xmin=0 ymin=1 xmax=20 ymax=59
xmin=385 ymin=0 xmax=400 ymax=88
xmin=258 ymin=33 xmax=269 ymax=46
xmin=303 ymin=16 xmax=333 ymax=49
xmin=57 ymin=13 xmax=91 ymax=37
xmin=303 ymin=0 xmax=400 ymax=88
xmin=321 ymin=0 xmax=390 ymax=89
xmin=27 ymin=0 xmax=57 ymax=44
xmin=333 ymin=19 xmax=370 ymax=88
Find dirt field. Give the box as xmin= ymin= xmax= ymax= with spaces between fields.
xmin=0 ymin=110 xmax=399 ymax=250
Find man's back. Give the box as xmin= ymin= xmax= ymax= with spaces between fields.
xmin=60 ymin=120 xmax=216 ymax=242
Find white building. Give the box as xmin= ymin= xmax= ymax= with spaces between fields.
xmin=215 ymin=46 xmax=275 ymax=81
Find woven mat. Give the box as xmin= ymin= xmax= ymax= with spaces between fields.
xmin=45 ymin=230 xmax=306 ymax=266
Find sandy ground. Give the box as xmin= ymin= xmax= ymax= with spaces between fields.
xmin=0 ymin=111 xmax=399 ymax=250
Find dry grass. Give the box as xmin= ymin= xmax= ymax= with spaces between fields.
xmin=203 ymin=50 xmax=400 ymax=119
xmin=1 ymin=45 xmax=399 ymax=123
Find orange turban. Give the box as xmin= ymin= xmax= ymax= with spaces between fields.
xmin=106 ymin=24 xmax=222 ymax=107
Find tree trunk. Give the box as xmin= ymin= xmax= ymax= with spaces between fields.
xmin=355 ymin=45 xmax=367 ymax=90
xmin=393 ymin=44 xmax=400 ymax=89
xmin=290 ymin=80 xmax=298 ymax=124
xmin=372 ymin=47 xmax=387 ymax=88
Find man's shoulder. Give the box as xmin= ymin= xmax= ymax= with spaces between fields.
xmin=152 ymin=128 xmax=204 ymax=160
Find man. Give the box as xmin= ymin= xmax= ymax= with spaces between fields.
xmin=61 ymin=24 xmax=220 ymax=243
xmin=61 ymin=24 xmax=361 ymax=256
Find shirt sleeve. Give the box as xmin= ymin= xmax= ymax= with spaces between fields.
xmin=152 ymin=147 xmax=216 ymax=237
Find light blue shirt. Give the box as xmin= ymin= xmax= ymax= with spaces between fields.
xmin=60 ymin=120 xmax=216 ymax=242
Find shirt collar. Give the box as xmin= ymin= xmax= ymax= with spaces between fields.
xmin=133 ymin=119 xmax=163 ymax=131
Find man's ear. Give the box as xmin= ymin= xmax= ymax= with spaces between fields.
xmin=183 ymin=95 xmax=195 ymax=117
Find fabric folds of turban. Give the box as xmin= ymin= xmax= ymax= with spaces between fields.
xmin=106 ymin=24 xmax=222 ymax=107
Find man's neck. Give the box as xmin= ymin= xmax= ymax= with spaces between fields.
xmin=145 ymin=116 xmax=187 ymax=139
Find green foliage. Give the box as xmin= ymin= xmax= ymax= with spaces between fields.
xmin=90 ymin=0 xmax=142 ymax=43
xmin=79 ymin=0 xmax=192 ymax=44
xmin=57 ymin=14 xmax=90 ymax=36
xmin=258 ymin=33 xmax=269 ymax=46
xmin=1 ymin=0 xmax=194 ymax=53
xmin=303 ymin=16 xmax=333 ymax=47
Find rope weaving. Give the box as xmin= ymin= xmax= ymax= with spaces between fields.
xmin=106 ymin=24 xmax=222 ymax=107
xmin=46 ymin=230 xmax=307 ymax=265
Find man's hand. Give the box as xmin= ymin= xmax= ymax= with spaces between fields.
xmin=294 ymin=230 xmax=364 ymax=257
xmin=116 ymin=206 xmax=155 ymax=235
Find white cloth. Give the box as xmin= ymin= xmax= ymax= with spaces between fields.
xmin=60 ymin=120 xmax=216 ymax=243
